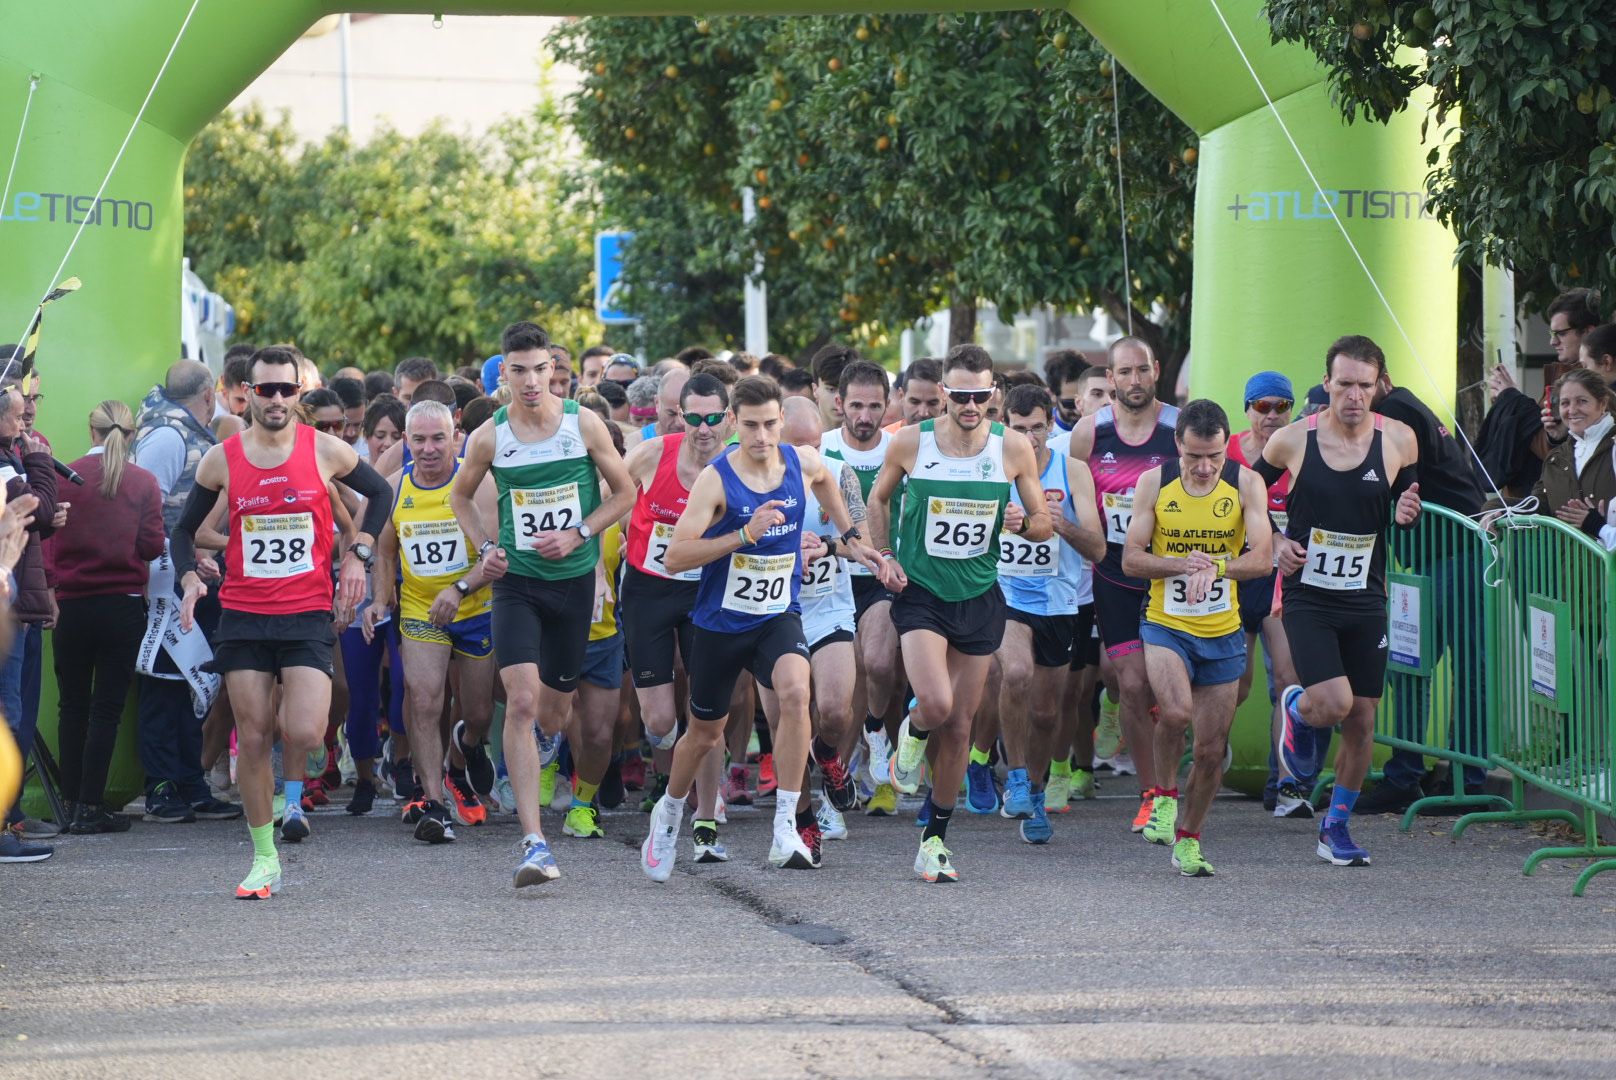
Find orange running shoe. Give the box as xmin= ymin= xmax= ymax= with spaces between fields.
xmin=400 ymin=797 xmax=427 ymax=825
xmin=444 ymin=771 xmax=488 ymax=827
xmin=1131 ymin=790 xmax=1156 ymax=833
xmin=757 ymin=753 xmax=777 ymax=798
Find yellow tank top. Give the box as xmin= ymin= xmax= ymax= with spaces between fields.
xmin=1145 ymin=460 xmax=1244 ymax=638
xmin=394 ymin=460 xmax=490 ymax=623
xmin=590 ymin=523 xmax=624 ymax=642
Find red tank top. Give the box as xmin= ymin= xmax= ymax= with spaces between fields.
xmin=221 ymin=425 xmax=336 ymax=615
xmin=1227 ymin=429 xmax=1290 ymax=514
xmin=625 ymin=434 xmax=699 ymax=581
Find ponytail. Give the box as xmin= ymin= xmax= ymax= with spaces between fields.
xmin=89 ymin=399 xmax=136 ymax=499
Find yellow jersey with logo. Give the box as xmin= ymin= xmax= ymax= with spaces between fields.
xmin=1145 ymin=460 xmax=1244 ymax=638
xmin=394 ymin=460 xmax=491 ymax=623
xmin=590 ymin=523 xmax=624 ymax=643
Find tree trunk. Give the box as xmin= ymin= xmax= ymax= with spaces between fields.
xmin=1098 ymin=289 xmax=1190 ymax=402
xmin=948 ymin=291 xmax=977 ymax=348
xmin=1454 ymin=262 xmax=1486 ymax=442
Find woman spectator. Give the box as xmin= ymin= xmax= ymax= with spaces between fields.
xmin=363 ymin=394 xmax=405 ymax=461
xmin=52 ymin=401 xmax=166 ymax=833
xmin=1534 ymin=367 xmax=1616 ymax=541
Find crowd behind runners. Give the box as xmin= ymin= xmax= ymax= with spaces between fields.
xmin=3 ymin=290 xmax=1615 ymax=891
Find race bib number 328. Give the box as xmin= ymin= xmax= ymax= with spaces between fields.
xmin=242 ymin=513 xmax=315 ymax=579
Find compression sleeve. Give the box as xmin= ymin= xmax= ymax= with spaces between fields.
xmin=1391 ymin=465 xmax=1416 ymax=499
xmin=1253 ymin=455 xmax=1286 ymax=488
xmin=335 ymin=459 xmax=394 ymax=539
xmin=170 ymin=482 xmax=222 ymax=577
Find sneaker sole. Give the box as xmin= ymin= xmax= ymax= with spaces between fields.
xmin=768 ymin=846 xmax=820 ymax=870
xmin=515 ymin=862 xmax=560 ymax=887
xmin=1020 ymin=828 xmax=1052 ymax=845
xmin=1316 ymin=841 xmax=1371 ymax=866
xmin=1172 ymin=857 xmax=1214 ymax=877
xmin=413 ymin=818 xmax=454 ymax=844
xmin=280 ymin=819 xmax=310 ymax=843
xmin=562 ymin=825 xmax=604 ymax=838
xmin=190 ymin=809 xmax=242 ymax=820
xmin=1144 ymin=832 xmax=1172 ymax=846
xmin=694 ymin=845 xmax=729 ymax=863
xmin=143 ymin=813 xmax=195 ymax=824
xmin=234 ymin=879 xmax=280 ymax=899
xmin=1275 ymin=801 xmax=1315 ymax=819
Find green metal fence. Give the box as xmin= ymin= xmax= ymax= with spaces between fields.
xmin=1450 ymin=515 xmax=1616 ymax=896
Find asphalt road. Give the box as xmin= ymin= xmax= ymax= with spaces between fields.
xmin=4 ymin=783 xmax=1614 ymax=1079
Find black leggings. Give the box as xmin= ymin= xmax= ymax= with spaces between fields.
xmin=54 ymin=594 xmax=147 ymax=806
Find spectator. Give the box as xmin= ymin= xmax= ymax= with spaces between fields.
xmin=394 ymin=356 xmax=438 ymax=405
xmin=52 ymin=400 xmax=166 ymax=833
xmin=1533 ymin=367 xmax=1616 ymax=542
xmin=1578 ymin=322 xmax=1616 ymax=383
xmin=364 ymin=369 xmax=395 ymax=401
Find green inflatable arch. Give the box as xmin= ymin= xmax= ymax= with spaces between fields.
xmin=2 ymin=1 xmax=1452 ymax=803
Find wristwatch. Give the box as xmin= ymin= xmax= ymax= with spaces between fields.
xmin=453 ymin=579 xmax=472 ymax=597
xmin=576 ymin=521 xmax=594 ymax=541
xmin=350 ymin=541 xmax=375 ymax=569
xmin=840 ymin=526 xmax=863 ymax=544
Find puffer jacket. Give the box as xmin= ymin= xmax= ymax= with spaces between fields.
xmin=1 ymin=444 xmax=60 ymax=624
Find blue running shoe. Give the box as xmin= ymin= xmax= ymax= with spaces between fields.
xmin=1020 ymin=798 xmax=1052 ymax=844
xmin=1278 ymin=684 xmax=1320 ymax=783
xmin=515 ymin=835 xmax=561 ymax=887
xmin=535 ymin=729 xmax=561 ymax=769
xmin=1000 ymin=768 xmax=1034 ymax=819
xmin=1317 ymin=820 xmax=1370 ymax=866
xmin=280 ymin=806 xmax=311 ymax=843
xmin=965 ymin=761 xmax=1000 ymax=815
xmin=914 ymin=793 xmax=933 ymax=828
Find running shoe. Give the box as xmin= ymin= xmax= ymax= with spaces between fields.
xmin=692 ymin=822 xmax=729 ymax=863
xmin=889 ymin=716 xmax=927 ymax=795
xmin=639 ymin=773 xmax=668 ymax=814
xmin=453 ymin=720 xmax=496 ymax=796
xmin=599 ymin=758 xmax=626 ymax=810
xmin=540 ymin=760 xmax=559 ymax=807
xmin=400 ymin=796 xmax=427 ymax=825
xmin=272 ymin=793 xmax=286 ymax=827
xmin=306 ymin=745 xmax=330 ymax=785
xmin=1072 ymin=767 xmax=1097 ymax=801
xmin=1273 ymin=779 xmax=1315 ymax=819
xmin=863 ymin=727 xmax=892 ymax=784
xmin=392 ymin=758 xmax=419 ymax=803
xmin=444 ymin=771 xmax=488 ymax=827
xmin=1108 ymin=751 xmax=1137 ymax=777
xmin=515 ymin=836 xmax=561 ymax=886
xmin=1130 ymin=792 xmax=1155 ymax=833
xmin=1279 ymin=684 xmax=1320 ymax=783
xmin=1172 ymin=837 xmax=1214 ymax=877
xmin=0 ymin=832 xmax=53 ymax=862
xmin=234 ymin=855 xmax=281 ymax=899
xmin=1142 ymin=794 xmax=1177 ymax=845
xmin=280 ymin=806 xmax=311 ymax=843
xmin=305 ymin=778 xmax=330 ymax=807
xmin=1020 ymin=799 xmax=1053 ymax=845
xmin=1044 ymin=773 xmax=1072 ymax=814
xmin=551 ymin=774 xmax=574 ymax=813
xmin=190 ymin=796 xmax=242 ymax=821
xmin=714 ymin=798 xmax=728 ymax=825
xmin=413 ymin=799 xmax=456 ymax=844
xmin=914 ymin=836 xmax=959 ymax=883
xmin=1001 ymin=768 xmax=1035 ymax=819
xmin=1317 ymin=820 xmax=1371 ymax=866
xmin=768 ymin=820 xmax=818 ymax=869
xmin=914 ymin=793 xmax=932 ymax=828
xmin=563 ymin=803 xmax=604 ymax=839
xmin=493 ymin=776 xmax=517 ymax=815
xmin=816 ymin=800 xmax=848 ymax=841
xmin=346 ymin=778 xmax=378 ymax=816
xmin=798 ymin=819 xmax=825 ymax=868
xmin=535 ymin=728 xmax=561 ymax=769
xmin=721 ymin=765 xmax=753 ymax=806
xmin=68 ymin=806 xmax=132 ymax=834
xmin=1095 ymin=693 xmax=1123 ymax=758
xmin=642 ymin=796 xmax=682 ymax=882
xmin=621 ymin=753 xmax=647 ymax=791
xmin=757 ymin=753 xmax=778 ymax=798
xmin=819 ymin=754 xmax=858 ymax=812
xmin=865 ymin=783 xmax=898 ymax=816
xmin=965 ymin=761 xmax=1001 ymax=814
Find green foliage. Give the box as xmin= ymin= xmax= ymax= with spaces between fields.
xmin=550 ymin=12 xmax=1197 ymax=373
xmin=1265 ymin=0 xmax=1616 ymax=309
xmin=184 ymin=102 xmax=602 ymax=372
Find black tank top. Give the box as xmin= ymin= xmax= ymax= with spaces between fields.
xmin=1282 ymin=414 xmax=1391 ymax=609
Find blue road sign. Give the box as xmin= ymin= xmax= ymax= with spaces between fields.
xmin=595 ymin=231 xmax=638 ymax=324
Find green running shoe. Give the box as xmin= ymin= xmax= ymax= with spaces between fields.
xmin=562 ymin=803 xmax=604 ymax=839
xmin=1172 ymin=836 xmax=1214 ymax=877
xmin=539 ymin=760 xmax=559 ymax=807
xmin=1142 ymin=795 xmax=1177 ymax=846
xmin=1072 ymin=767 xmax=1096 ymax=800
xmin=913 ymin=835 xmax=959 ymax=883
xmin=272 ymin=793 xmax=286 ymax=827
xmin=235 ymin=854 xmax=282 ymax=899
xmin=889 ymin=716 xmax=927 ymax=795
xmin=1095 ymin=694 xmax=1123 ymax=759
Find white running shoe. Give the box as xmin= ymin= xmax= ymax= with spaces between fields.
xmin=816 ymin=800 xmax=848 ymax=840
xmin=641 ymin=796 xmax=682 ymax=882
xmin=1107 ymin=752 xmax=1137 ymax=777
xmin=768 ymin=821 xmax=818 ymax=869
xmin=863 ymin=727 xmax=892 ymax=784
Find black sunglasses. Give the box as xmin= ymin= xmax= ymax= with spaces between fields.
xmin=252 ymin=382 xmax=300 ymax=400
xmin=682 ymin=411 xmax=727 ymax=428
xmin=944 ymin=386 xmax=993 ymax=406
xmin=608 ymin=378 xmax=638 ymax=390
xmin=313 ymin=419 xmax=346 ymax=433
xmin=1058 ymin=397 xmax=1077 ymax=410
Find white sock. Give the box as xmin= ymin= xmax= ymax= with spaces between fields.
xmin=660 ymin=792 xmax=685 ymax=817
xmin=774 ymin=790 xmax=800 ymax=831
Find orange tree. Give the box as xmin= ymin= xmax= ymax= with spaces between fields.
xmin=552 ymin=12 xmax=1197 ymax=380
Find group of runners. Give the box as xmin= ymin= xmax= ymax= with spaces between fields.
xmin=169 ymin=323 xmax=1424 ymax=897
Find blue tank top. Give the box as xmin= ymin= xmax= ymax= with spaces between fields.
xmin=693 ymin=445 xmax=807 ymax=633
xmin=999 ymin=449 xmax=1084 ymax=616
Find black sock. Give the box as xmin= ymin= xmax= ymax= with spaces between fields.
xmin=864 ymin=712 xmax=884 ymax=734
xmin=811 ymin=737 xmax=838 ymax=764
xmin=756 ymin=722 xmax=773 ymax=754
xmin=910 ymin=724 xmax=930 ymax=741
xmin=923 ymin=803 xmax=953 ymax=843
xmin=794 ymin=806 xmax=815 ymax=828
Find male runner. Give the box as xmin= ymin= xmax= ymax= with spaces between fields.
xmin=641 ymin=377 xmax=879 ymax=880
xmin=990 ymin=385 xmax=1105 ymax=842
xmin=871 ymin=345 xmax=1052 ymax=883
xmin=451 ymin=321 xmax=636 ymax=888
xmin=367 ymin=400 xmax=504 ymax=845
xmin=1069 ymin=338 xmax=1180 ymax=832
xmin=619 ymin=372 xmax=735 ymax=858
xmin=1122 ymin=400 xmax=1273 ymax=876
xmin=1255 ymin=335 xmax=1422 ymax=866
xmin=173 ymin=346 xmax=394 ymax=898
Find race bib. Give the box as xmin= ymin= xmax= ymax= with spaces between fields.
xmin=1163 ymin=574 xmax=1231 ymax=618
xmin=1269 ymin=511 xmax=1289 ymax=568
xmin=723 ymin=551 xmax=797 ymax=616
xmin=1300 ymin=529 xmax=1375 ymax=591
xmin=241 ymin=513 xmax=315 ymax=579
xmin=642 ymin=521 xmax=700 ymax=581
xmin=924 ymin=497 xmax=998 ymax=560
xmin=399 ymin=518 xmax=469 ymax=578
xmin=801 ymin=555 xmax=840 ymax=599
xmin=998 ymin=533 xmax=1058 ymax=577
xmin=512 ymin=484 xmax=583 ymax=539
xmin=1102 ymin=491 xmax=1133 ymax=545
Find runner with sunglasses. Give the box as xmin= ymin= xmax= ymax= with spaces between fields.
xmin=170 ymin=346 xmax=395 ymax=898
xmin=452 ymin=321 xmax=637 ymax=888
xmin=1068 ymin=337 xmax=1179 ymax=836
xmin=620 ymin=372 xmax=736 ymax=863
xmin=871 ymin=345 xmax=1053 ymax=883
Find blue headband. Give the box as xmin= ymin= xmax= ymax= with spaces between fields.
xmin=1244 ymin=371 xmax=1294 ymax=407
xmin=482 ymin=355 xmax=503 ymax=390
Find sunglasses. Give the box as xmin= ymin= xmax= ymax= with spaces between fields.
xmin=1057 ymin=397 xmax=1077 ymax=410
xmin=943 ymin=386 xmax=993 ymax=406
xmin=313 ymin=419 xmax=346 ymax=434
xmin=1247 ymin=399 xmax=1293 ymax=415
xmin=252 ymin=382 xmax=300 ymax=400
xmin=608 ymin=378 xmax=638 ymax=390
xmin=682 ymin=411 xmax=727 ymax=429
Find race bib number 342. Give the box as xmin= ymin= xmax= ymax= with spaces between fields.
xmin=242 ymin=513 xmax=315 ymax=579
xmin=513 ymin=484 xmax=582 ymax=538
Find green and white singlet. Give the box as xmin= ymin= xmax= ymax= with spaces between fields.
xmin=821 ymin=427 xmax=890 ymax=577
xmin=490 ymin=399 xmax=602 ymax=580
xmin=895 ymin=419 xmax=1010 ymax=602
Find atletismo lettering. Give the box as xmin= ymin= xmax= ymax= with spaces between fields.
xmin=1225 ymin=189 xmax=1434 ymax=222
xmin=1 ymin=191 xmax=155 ymax=230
